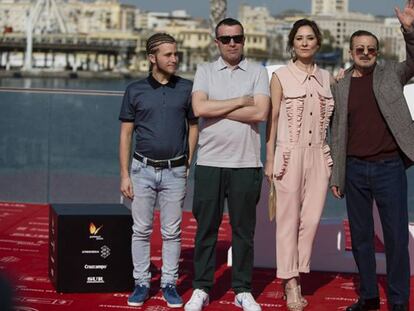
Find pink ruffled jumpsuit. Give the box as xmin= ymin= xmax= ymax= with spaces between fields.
xmin=273 ymin=61 xmax=334 ymax=279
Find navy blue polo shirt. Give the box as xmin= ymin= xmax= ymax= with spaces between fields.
xmin=119 ymin=74 xmax=196 ymax=160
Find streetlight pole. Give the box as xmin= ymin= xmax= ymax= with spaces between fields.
xmin=209 ymin=0 xmax=227 ymax=61
xmin=23 ymin=8 xmax=33 ymax=70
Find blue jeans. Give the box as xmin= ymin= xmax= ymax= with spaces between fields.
xmin=345 ymin=156 xmax=410 ymax=304
xmin=130 ymin=158 xmax=187 ymax=287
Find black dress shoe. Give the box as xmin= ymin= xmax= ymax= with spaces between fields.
xmin=346 ymin=297 xmax=380 ymax=311
xmin=391 ymin=304 xmax=407 ymax=311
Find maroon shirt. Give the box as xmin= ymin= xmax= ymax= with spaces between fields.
xmin=347 ymin=71 xmax=399 ymax=161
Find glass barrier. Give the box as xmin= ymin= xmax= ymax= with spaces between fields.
xmin=0 ymin=79 xmax=125 ymax=204
xmin=0 ymin=89 xmax=50 ymax=202
xmin=0 ymin=78 xmax=413 ymax=220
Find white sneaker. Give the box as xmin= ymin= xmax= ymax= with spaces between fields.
xmin=184 ymin=289 xmax=209 ymax=311
xmin=234 ymin=292 xmax=262 ymax=311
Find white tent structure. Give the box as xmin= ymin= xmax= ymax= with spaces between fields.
xmin=24 ymin=0 xmax=68 ymax=70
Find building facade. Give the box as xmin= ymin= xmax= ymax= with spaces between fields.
xmin=311 ymin=0 xmax=349 ymax=16
xmin=0 ymin=0 xmax=406 ymax=71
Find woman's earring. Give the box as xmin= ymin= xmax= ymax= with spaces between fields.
xmin=290 ymin=48 xmax=296 ymax=60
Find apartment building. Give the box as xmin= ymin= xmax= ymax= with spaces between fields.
xmin=311 ymin=0 xmax=349 ymax=15
xmin=311 ymin=0 xmax=404 ymax=62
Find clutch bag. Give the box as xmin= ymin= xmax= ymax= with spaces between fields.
xmin=268 ymin=182 xmax=277 ymax=221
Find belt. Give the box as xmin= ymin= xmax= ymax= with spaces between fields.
xmin=133 ymin=153 xmax=186 ymax=169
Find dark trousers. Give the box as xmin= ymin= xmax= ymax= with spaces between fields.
xmin=192 ymin=165 xmax=262 ymax=294
xmin=345 ymin=156 xmax=410 ymax=304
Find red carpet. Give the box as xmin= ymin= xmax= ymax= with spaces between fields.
xmin=0 ymin=202 xmax=412 ymax=310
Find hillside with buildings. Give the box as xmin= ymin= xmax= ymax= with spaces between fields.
xmin=0 ymin=0 xmax=405 ymax=74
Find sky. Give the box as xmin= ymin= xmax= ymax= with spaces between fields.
xmin=123 ymin=0 xmax=406 ymax=18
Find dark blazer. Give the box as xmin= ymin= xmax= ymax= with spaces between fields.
xmin=330 ymin=29 xmax=414 ymax=194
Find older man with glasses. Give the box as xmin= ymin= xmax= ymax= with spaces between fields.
xmin=184 ymin=18 xmax=270 ymax=311
xmin=330 ymin=1 xmax=414 ymax=310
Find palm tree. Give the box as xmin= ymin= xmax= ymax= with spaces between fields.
xmin=209 ymin=0 xmax=227 ymax=60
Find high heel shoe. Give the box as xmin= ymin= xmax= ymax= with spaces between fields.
xmin=298 ymin=285 xmax=308 ymax=307
xmin=283 ymin=285 xmax=303 ymax=311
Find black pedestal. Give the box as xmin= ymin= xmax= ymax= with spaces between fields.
xmin=49 ymin=203 xmax=134 ymax=293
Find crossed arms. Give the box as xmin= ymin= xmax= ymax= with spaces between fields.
xmin=192 ymin=90 xmax=270 ymax=123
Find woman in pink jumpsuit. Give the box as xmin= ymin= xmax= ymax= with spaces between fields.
xmin=265 ymin=19 xmax=335 ymax=311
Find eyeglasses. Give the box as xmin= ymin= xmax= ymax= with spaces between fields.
xmin=354 ymin=47 xmax=378 ymax=56
xmin=216 ymin=35 xmax=244 ymax=44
